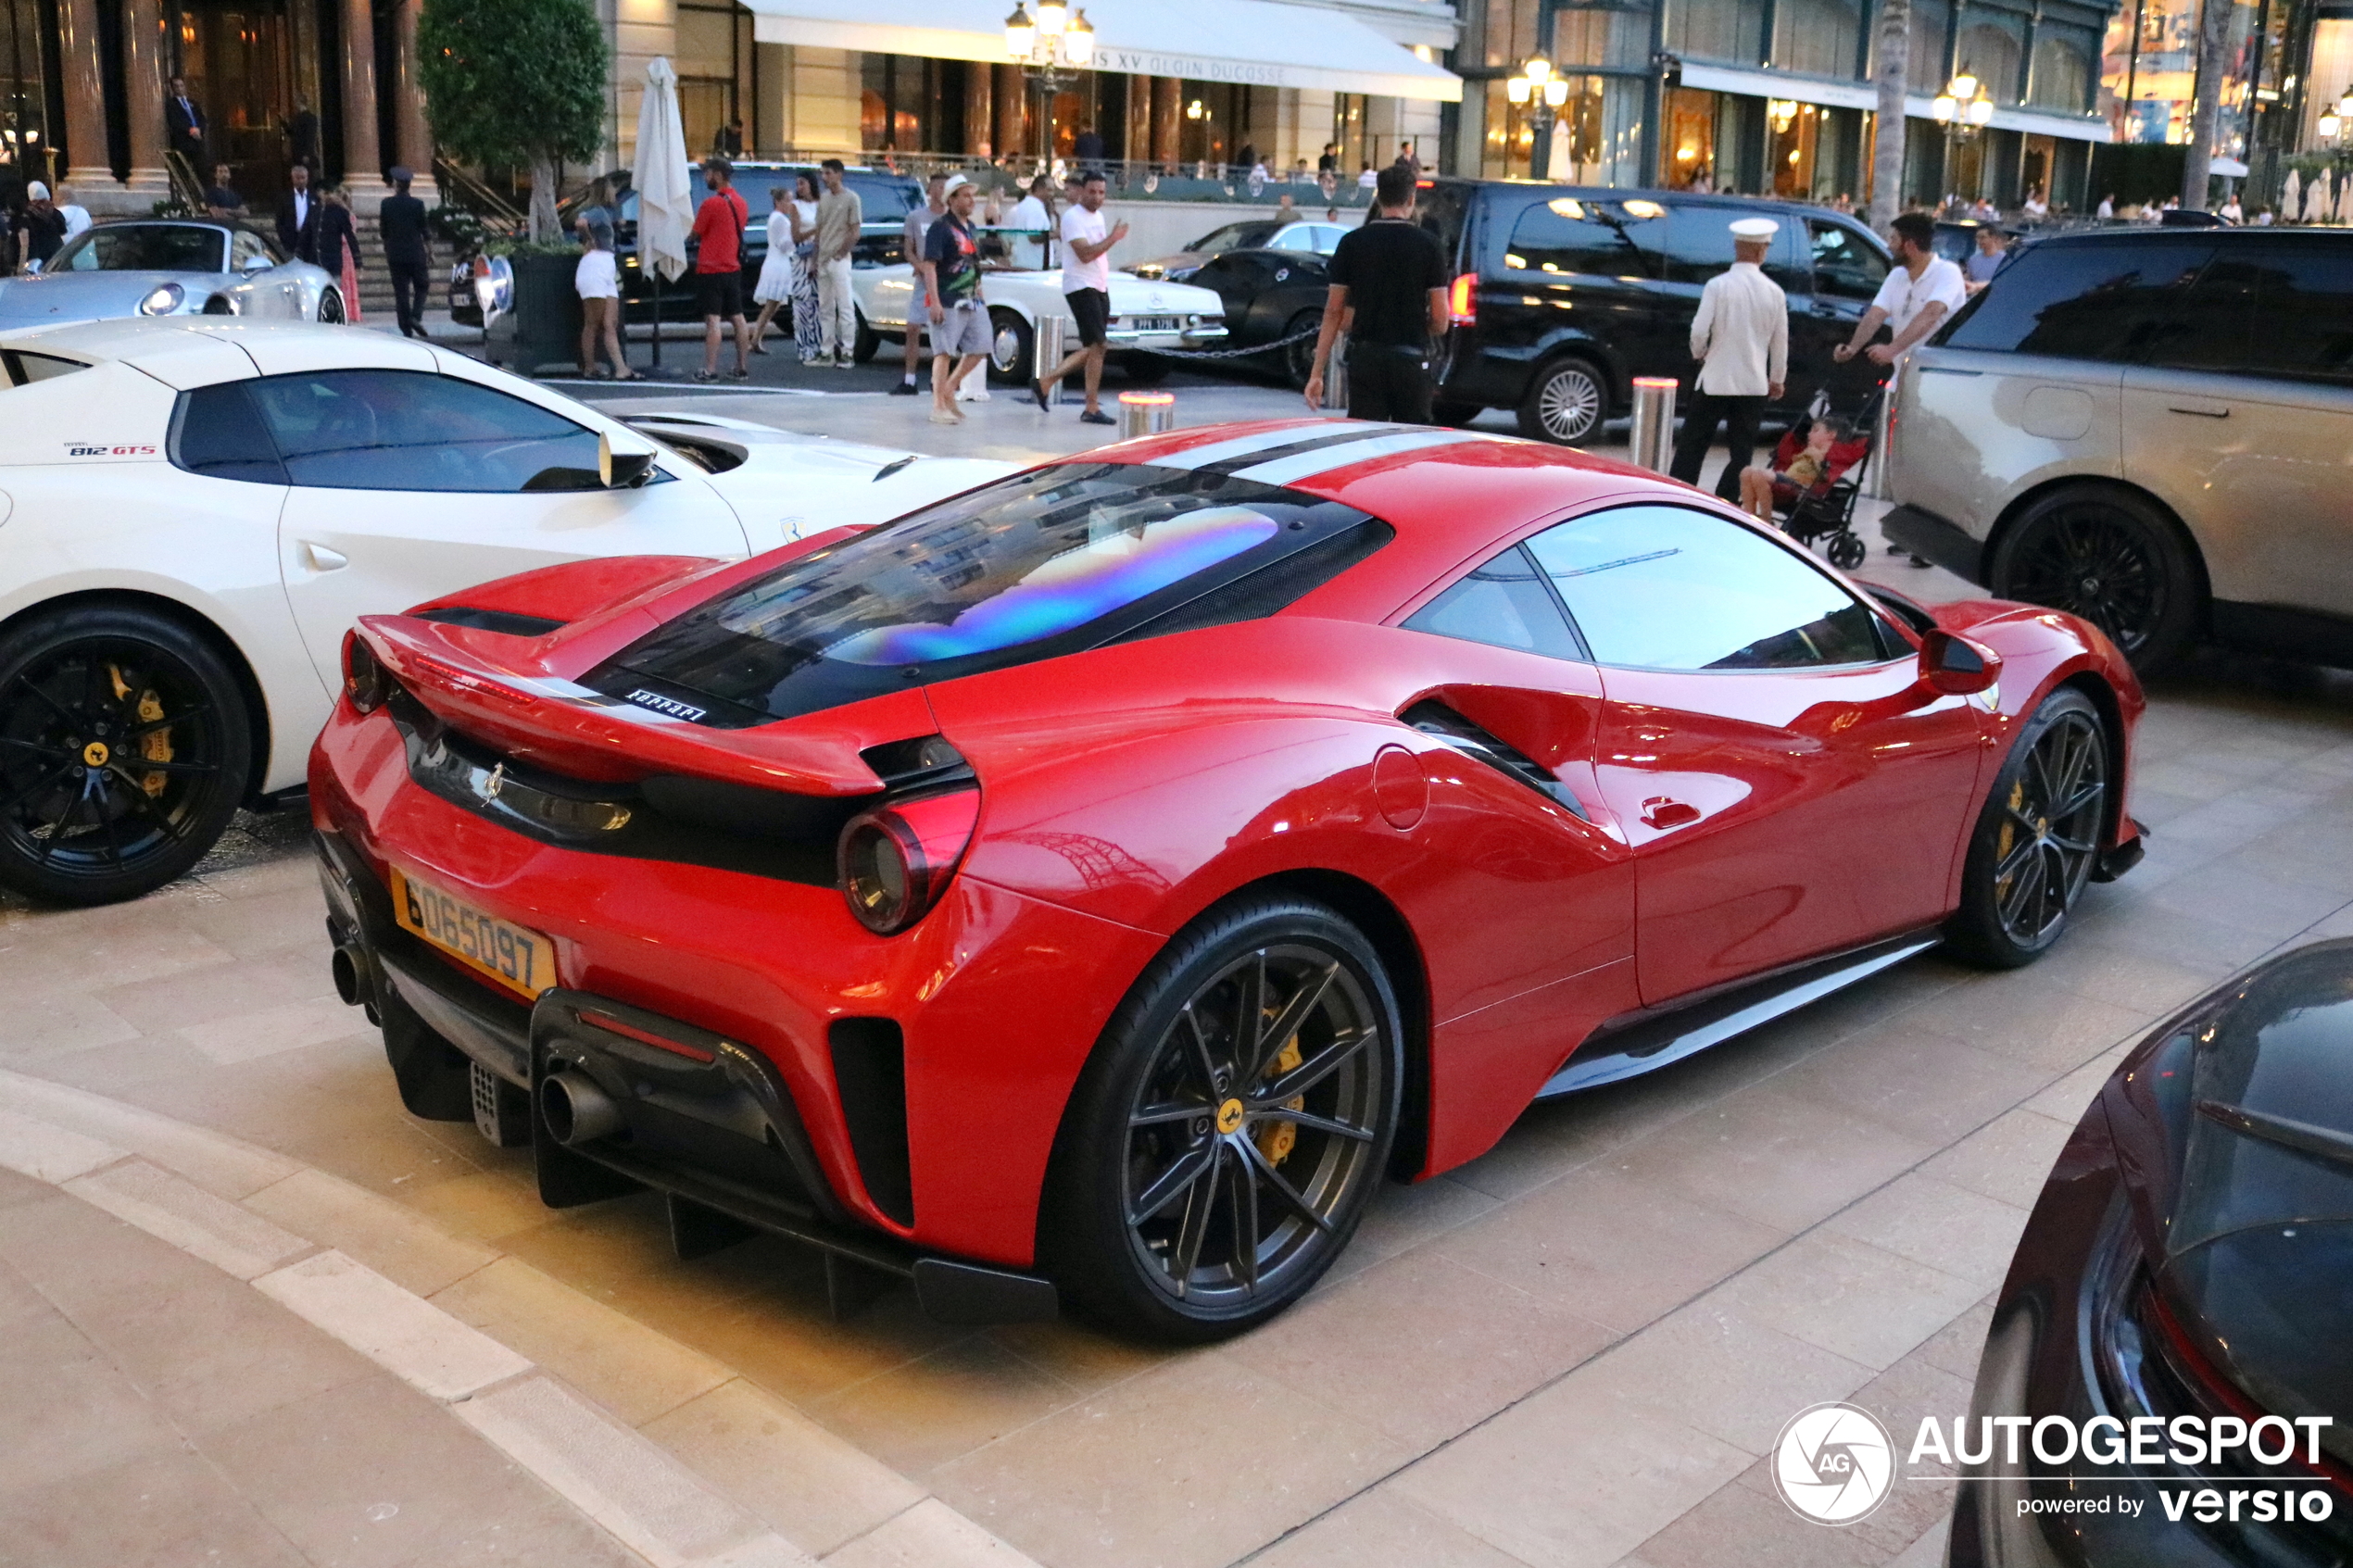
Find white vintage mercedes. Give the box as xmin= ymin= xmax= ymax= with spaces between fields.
xmin=0 ymin=318 xmax=1011 ymax=905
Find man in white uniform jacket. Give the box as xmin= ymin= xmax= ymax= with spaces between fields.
xmin=1669 ymin=217 xmax=1789 ymax=500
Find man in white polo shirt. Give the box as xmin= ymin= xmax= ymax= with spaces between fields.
xmin=1033 ymin=169 xmax=1128 ymax=426
xmin=1833 ymin=210 xmax=1969 ymax=369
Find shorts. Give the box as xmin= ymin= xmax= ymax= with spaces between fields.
xmin=574 ymin=249 xmax=619 ymax=300
xmin=1064 ymin=286 xmax=1110 ymax=347
xmin=695 ymin=269 xmax=745 ymax=320
xmin=932 ymin=298 xmax=993 ymax=358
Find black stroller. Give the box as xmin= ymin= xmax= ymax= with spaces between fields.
xmin=1762 ymin=391 xmax=1878 ymax=571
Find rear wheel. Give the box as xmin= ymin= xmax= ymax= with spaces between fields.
xmin=1989 ymin=486 xmax=2199 ymax=672
xmin=1516 ymin=357 xmax=1606 ymax=444
xmin=987 ymin=307 xmax=1033 ymax=385
xmin=1944 ymin=688 xmax=2108 ymax=969
xmin=1280 ymin=311 xmax=1322 ymax=390
xmin=317 ymin=288 xmax=346 ymax=323
xmin=0 ymin=603 xmax=253 ymax=905
xmin=1046 ymin=897 xmax=1401 ymax=1341
xmin=851 ymin=309 xmax=879 ymax=363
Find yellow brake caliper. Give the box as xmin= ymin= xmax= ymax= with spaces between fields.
xmin=1253 ymin=1036 xmax=1304 ymax=1167
xmin=108 ymin=666 xmax=172 ymax=797
xmin=1994 ymin=779 xmax=2024 ymax=896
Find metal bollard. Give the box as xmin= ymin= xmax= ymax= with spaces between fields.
xmin=1033 ymin=314 xmax=1066 ymax=403
xmin=1119 ymin=391 xmax=1176 ymax=439
xmin=1321 ymin=332 xmax=1348 ymax=411
xmin=1629 ymin=376 xmax=1679 ymax=473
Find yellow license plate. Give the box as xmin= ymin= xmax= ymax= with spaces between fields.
xmin=389 ymin=867 xmax=555 ymax=999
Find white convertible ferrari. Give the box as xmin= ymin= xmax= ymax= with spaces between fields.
xmin=0 ymin=319 xmax=1012 ymax=905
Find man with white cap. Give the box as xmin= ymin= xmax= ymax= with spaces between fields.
xmin=16 ymin=182 xmax=68 ymax=274
xmin=923 ymin=175 xmax=992 ymax=422
xmin=1669 ymin=215 xmax=1787 ymax=499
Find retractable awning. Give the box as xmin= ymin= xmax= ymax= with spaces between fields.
xmin=740 ymin=0 xmax=1463 ymax=102
xmin=1678 ymin=63 xmax=2112 ymax=144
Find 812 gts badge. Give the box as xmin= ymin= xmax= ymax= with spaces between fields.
xmin=66 ymin=442 xmax=157 ymax=458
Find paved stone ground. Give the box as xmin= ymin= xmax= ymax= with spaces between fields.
xmin=7 ymin=383 xmax=2353 ymax=1567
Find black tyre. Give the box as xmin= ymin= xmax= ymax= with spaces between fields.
xmin=986 ymin=307 xmax=1032 ymax=385
xmin=1280 ymin=312 xmax=1321 ymax=390
xmin=0 ymin=603 xmax=253 ymax=905
xmin=1045 ymin=896 xmax=1402 ymax=1341
xmin=1516 ymin=356 xmax=1606 ymax=444
xmin=317 ymin=288 xmax=346 ymax=323
xmin=850 ymin=309 xmax=879 ymax=363
xmin=1121 ymin=353 xmax=1171 ymax=385
xmin=1944 ymin=688 xmax=2108 ymax=969
xmin=1988 ymin=486 xmax=2199 ymax=672
xmin=1827 ymin=532 xmax=1866 ymax=571
xmin=1431 ymin=400 xmax=1482 ymax=428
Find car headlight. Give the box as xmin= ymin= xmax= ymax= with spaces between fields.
xmin=138 ymin=282 xmax=185 ymax=315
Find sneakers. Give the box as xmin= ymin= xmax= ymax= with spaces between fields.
xmin=1078 ymin=408 xmax=1117 ymax=426
xmin=690 ymin=368 xmax=717 ymax=383
xmin=725 ymin=366 xmax=750 ymax=381
xmin=833 ymin=353 xmax=855 ymax=369
xmin=888 ymin=381 xmax=920 ymax=395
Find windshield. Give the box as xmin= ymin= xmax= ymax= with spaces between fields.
xmin=1189 ymin=222 xmax=1275 ymax=255
xmin=590 ymin=463 xmax=1383 ymax=723
xmin=56 ymin=224 xmax=228 ymax=273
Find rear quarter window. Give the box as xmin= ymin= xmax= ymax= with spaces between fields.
xmin=1939 ymin=239 xmax=2214 ymax=360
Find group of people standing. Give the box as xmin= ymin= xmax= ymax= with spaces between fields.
xmin=0 ymin=179 xmax=87 ymax=275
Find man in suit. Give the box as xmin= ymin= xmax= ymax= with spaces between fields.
xmin=287 ymin=97 xmax=320 ymax=174
xmin=379 ymin=166 xmax=432 ymax=340
xmin=276 ymin=162 xmax=321 ymax=263
xmin=166 ymin=77 xmax=206 ymax=167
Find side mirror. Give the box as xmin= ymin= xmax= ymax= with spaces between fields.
xmin=242 ymin=255 xmax=272 ymax=273
xmin=598 ymin=430 xmax=659 ymax=488
xmin=1919 ymin=628 xmax=2001 ymax=696
xmin=21 ymin=259 xmax=40 ymax=276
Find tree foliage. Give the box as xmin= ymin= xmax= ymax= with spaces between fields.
xmin=418 ymin=0 xmax=607 ymax=237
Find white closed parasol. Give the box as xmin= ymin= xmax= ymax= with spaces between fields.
xmin=634 ymin=56 xmax=693 ymax=361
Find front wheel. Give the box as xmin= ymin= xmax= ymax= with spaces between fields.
xmin=986 ymin=307 xmax=1033 ymax=385
xmin=1944 ymin=688 xmax=2109 ymax=969
xmin=1280 ymin=312 xmax=1321 ymax=390
xmin=317 ymin=287 xmax=346 ymax=323
xmin=1988 ymin=487 xmax=2199 ymax=672
xmin=1045 ymin=897 xmax=1402 ymax=1341
xmin=1516 ymin=357 xmax=1606 ymax=444
xmin=0 ymin=603 xmax=253 ymax=904
xmin=851 ymin=309 xmax=879 ymax=363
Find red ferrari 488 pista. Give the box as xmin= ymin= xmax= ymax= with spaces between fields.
xmin=310 ymin=418 xmax=2145 ymax=1339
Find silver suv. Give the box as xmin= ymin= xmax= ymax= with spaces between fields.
xmin=1882 ymin=230 xmax=2353 ymax=671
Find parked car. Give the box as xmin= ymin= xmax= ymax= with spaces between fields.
xmin=0 ymin=318 xmax=1012 ymax=904
xmin=1883 ymin=228 xmax=2353 ymax=671
xmin=1130 ymin=218 xmax=1351 ymax=282
xmin=1419 ymin=181 xmax=1897 ymax=443
xmin=0 ymin=220 xmax=345 ymax=327
xmin=312 ymin=416 xmax=2145 ymax=1342
xmin=1950 ymin=937 xmax=2353 ymax=1566
xmin=1183 ymin=246 xmax=1333 ymax=386
xmin=851 ymin=224 xmax=1227 ymax=384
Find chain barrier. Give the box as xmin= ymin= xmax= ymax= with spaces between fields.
xmin=1140 ymin=323 xmax=1321 ymax=361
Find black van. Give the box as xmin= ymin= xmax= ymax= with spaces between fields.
xmin=1416 ymin=181 xmax=1897 ymax=443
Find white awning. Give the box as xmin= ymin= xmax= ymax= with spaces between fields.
xmin=742 ymin=0 xmax=1463 ymax=102
xmin=1677 ymin=63 xmax=2112 ymax=143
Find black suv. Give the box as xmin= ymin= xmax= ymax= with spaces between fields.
xmin=1417 ymin=182 xmax=1897 ymax=443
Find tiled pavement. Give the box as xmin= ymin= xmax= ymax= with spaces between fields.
xmin=6 ymin=403 xmax=2353 ymax=1566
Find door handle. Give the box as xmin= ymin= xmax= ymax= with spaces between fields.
xmin=1640 ymin=796 xmax=1701 ymax=830
xmin=2165 ymin=401 xmax=2230 ymax=418
xmin=301 ymin=542 xmax=348 ymax=571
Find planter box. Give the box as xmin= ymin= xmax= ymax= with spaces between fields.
xmin=484 ymin=252 xmax=583 ymax=375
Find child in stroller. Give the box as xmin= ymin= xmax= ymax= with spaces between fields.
xmin=1735 ymin=409 xmax=1873 ymax=570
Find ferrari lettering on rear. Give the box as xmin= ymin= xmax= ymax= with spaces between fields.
xmin=624 ymin=689 xmax=707 ymax=721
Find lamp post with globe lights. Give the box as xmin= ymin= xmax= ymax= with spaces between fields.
xmin=2317 ymin=85 xmax=2353 ymax=221
xmin=1004 ymin=3 xmax=1095 ymax=167
xmin=1931 ymin=72 xmax=1996 ymax=207
xmin=1505 ymin=56 xmax=1572 ymax=180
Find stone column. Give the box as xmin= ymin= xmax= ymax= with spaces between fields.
xmin=57 ymin=0 xmax=113 ymax=198
xmin=340 ymin=0 xmax=388 ymax=211
xmin=992 ymin=63 xmax=1025 ymax=164
xmin=964 ymin=56 xmax=993 ymax=156
xmin=391 ymin=0 xmax=437 ymax=200
xmin=1124 ymin=72 xmax=1149 ymax=164
xmin=120 ymin=0 xmax=172 ymax=201
xmin=1151 ymin=75 xmax=1180 ymax=166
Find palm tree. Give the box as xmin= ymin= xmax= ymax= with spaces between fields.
xmin=1869 ymin=0 xmax=1912 ymax=228
xmin=2180 ymin=0 xmax=2233 ymax=210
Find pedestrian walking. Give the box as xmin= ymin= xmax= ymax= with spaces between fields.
xmin=1304 ymin=163 xmax=1447 ymax=422
xmin=318 ymin=184 xmax=363 ymax=322
xmin=1668 ymin=217 xmax=1787 ymax=500
xmin=380 ymin=166 xmax=433 ymax=340
xmin=894 ymin=172 xmax=948 ymax=395
xmin=749 ymin=179 xmax=808 ymax=358
xmin=691 ymin=157 xmax=752 ymax=382
xmin=1832 ymin=210 xmax=1966 ymax=370
xmin=276 ymin=162 xmax=321 ymax=264
xmin=203 ymin=162 xmax=246 ymax=220
xmin=1035 ymin=169 xmax=1128 ymax=425
xmin=15 ymin=182 xmax=65 ymax=271
xmin=923 ymin=176 xmax=990 ymax=423
xmin=812 ymin=158 xmax=862 ymax=367
xmin=166 ymin=76 xmax=206 ymax=168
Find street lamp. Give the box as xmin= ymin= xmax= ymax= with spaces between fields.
xmin=1004 ymin=4 xmax=1095 ymax=162
xmin=1931 ymin=72 xmax=1996 ymax=135
xmin=1506 ymin=56 xmax=1571 ymax=179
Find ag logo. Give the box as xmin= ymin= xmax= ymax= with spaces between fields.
xmin=1770 ymin=1402 xmax=1894 ymax=1524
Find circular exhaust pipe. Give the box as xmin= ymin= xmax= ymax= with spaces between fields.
xmin=539 ymin=1072 xmax=624 ymax=1146
xmin=331 ymin=944 xmax=373 ymax=1007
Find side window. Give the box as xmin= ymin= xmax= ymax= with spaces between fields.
xmin=170 ymin=383 xmax=288 ymax=484
xmin=1525 ymin=506 xmax=1893 ymax=670
xmin=1646 ymin=204 xmax=1741 ymax=285
xmin=230 ymin=230 xmax=273 ymax=270
xmin=1941 ymin=241 xmax=2213 ymax=361
xmin=2240 ymin=244 xmax=2353 ymax=386
xmin=246 ymin=369 xmax=603 ymax=493
xmin=2143 ymin=254 xmax=2259 ymax=373
xmin=1808 ymin=220 xmax=1889 ymax=302
xmin=1402 ymin=545 xmax=1585 ymax=661
xmin=1501 ymin=196 xmax=1648 ymax=280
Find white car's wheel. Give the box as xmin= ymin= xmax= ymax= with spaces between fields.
xmin=988 ymin=307 xmax=1034 ymax=386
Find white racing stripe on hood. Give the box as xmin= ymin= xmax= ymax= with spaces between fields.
xmin=1231 ymin=429 xmax=1504 ymax=486
xmin=1147 ymin=423 xmax=1402 ymax=470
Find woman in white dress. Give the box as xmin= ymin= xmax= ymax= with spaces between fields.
xmin=752 ymin=174 xmax=823 ymax=361
xmin=749 ymin=182 xmax=796 ymax=355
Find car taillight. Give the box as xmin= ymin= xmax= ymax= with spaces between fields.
xmin=342 ymin=631 xmax=390 ymax=713
xmin=1448 ymin=272 xmax=1477 ymax=326
xmin=837 ymin=789 xmax=979 ymax=935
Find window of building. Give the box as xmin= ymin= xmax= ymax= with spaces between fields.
xmin=1957 ymin=10 xmax=2028 ymax=101
xmin=1667 ymin=0 xmax=1766 ymax=65
xmin=2030 ymin=26 xmax=2096 ymax=113
xmin=1773 ymin=0 xmax=1861 ymax=81
xmin=1906 ymin=0 xmax=1954 ymax=94
xmin=675 ymin=1 xmax=738 ymax=157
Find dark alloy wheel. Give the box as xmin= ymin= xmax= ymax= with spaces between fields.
xmin=1989 ymin=488 xmax=2198 ymax=672
xmin=1281 ymin=311 xmax=1321 ymax=390
xmin=1048 ymin=897 xmax=1401 ymax=1340
xmin=0 ymin=605 xmax=252 ymax=905
xmin=1516 ymin=357 xmax=1606 ymax=445
xmin=317 ymin=288 xmax=346 ymax=323
xmin=1944 ymin=688 xmax=2108 ymax=969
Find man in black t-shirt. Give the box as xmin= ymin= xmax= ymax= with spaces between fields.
xmin=1305 ymin=164 xmax=1448 ymax=423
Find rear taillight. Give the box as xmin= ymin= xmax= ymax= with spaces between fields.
xmin=838 ymin=789 xmax=979 ymax=935
xmin=1448 ymin=272 xmax=1477 ymax=326
xmin=343 ymin=631 xmax=389 ymax=713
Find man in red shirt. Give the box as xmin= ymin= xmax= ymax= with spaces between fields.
xmin=691 ymin=159 xmax=752 ymax=382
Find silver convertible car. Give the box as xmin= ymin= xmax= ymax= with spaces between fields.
xmin=0 ymin=220 xmax=344 ymax=328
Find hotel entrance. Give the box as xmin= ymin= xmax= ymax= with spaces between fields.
xmin=173 ymin=0 xmax=315 ymax=202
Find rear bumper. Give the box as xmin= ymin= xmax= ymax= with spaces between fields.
xmin=1881 ymin=502 xmax=1986 ymax=583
